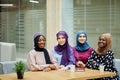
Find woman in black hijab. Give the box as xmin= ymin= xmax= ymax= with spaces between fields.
xmin=27 ymin=32 xmax=58 ymax=72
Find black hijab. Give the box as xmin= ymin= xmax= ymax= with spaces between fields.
xmin=34 ymin=34 xmax=52 ymax=64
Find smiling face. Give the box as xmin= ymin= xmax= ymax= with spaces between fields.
xmin=98 ymin=36 xmax=107 ymax=48
xmin=78 ymin=33 xmax=86 ymax=44
xmin=38 ymin=36 xmax=46 ymax=48
xmin=57 ymin=35 xmax=66 ymax=46
xmin=96 ymin=33 xmax=112 ymax=55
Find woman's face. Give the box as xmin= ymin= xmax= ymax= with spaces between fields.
xmin=78 ymin=34 xmax=86 ymax=44
xmin=98 ymin=36 xmax=107 ymax=48
xmin=57 ymin=35 xmax=66 ymax=46
xmin=38 ymin=36 xmax=46 ymax=48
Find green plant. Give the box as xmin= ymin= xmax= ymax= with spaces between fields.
xmin=13 ymin=61 xmax=26 ymax=75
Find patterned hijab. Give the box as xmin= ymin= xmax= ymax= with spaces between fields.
xmin=96 ymin=33 xmax=112 ymax=55
xmin=34 ymin=32 xmax=52 ymax=64
xmin=75 ymin=30 xmax=90 ymax=52
xmin=54 ymin=31 xmax=71 ymax=66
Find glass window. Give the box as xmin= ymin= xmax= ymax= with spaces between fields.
xmin=62 ymin=0 xmax=120 ymax=58
xmin=0 ymin=0 xmax=46 ymax=59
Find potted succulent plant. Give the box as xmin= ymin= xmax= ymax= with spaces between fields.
xmin=13 ymin=61 xmax=26 ymax=79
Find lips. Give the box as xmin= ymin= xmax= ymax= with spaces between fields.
xmin=98 ymin=42 xmax=104 ymax=47
xmin=38 ymin=43 xmax=45 ymax=48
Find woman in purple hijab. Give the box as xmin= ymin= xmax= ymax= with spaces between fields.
xmin=52 ymin=31 xmax=75 ymax=70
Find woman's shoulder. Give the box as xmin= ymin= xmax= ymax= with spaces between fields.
xmin=89 ymin=47 xmax=94 ymax=51
xmin=72 ymin=46 xmax=76 ymax=50
xmin=108 ymin=49 xmax=113 ymax=53
xmin=28 ymin=49 xmax=36 ymax=54
xmin=85 ymin=47 xmax=94 ymax=53
xmin=51 ymin=47 xmax=55 ymax=51
xmin=90 ymin=50 xmax=96 ymax=55
xmin=107 ymin=50 xmax=114 ymax=55
xmin=51 ymin=48 xmax=58 ymax=55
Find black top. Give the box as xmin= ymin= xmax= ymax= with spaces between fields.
xmin=86 ymin=50 xmax=119 ymax=80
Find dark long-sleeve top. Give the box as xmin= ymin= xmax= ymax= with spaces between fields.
xmin=86 ymin=50 xmax=119 ymax=80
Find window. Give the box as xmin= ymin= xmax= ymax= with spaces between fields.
xmin=62 ymin=0 xmax=120 ymax=58
xmin=0 ymin=0 xmax=46 ymax=59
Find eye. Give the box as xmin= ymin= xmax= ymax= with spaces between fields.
xmin=99 ymin=38 xmax=106 ymax=41
xmin=79 ymin=36 xmax=82 ymax=38
xmin=83 ymin=35 xmax=86 ymax=38
xmin=62 ymin=37 xmax=65 ymax=39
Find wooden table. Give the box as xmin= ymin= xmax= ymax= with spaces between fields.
xmin=0 ymin=68 xmax=116 ymax=80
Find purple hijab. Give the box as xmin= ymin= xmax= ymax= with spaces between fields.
xmin=54 ymin=31 xmax=72 ymax=66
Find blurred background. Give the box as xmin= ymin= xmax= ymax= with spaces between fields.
xmin=0 ymin=0 xmax=120 ymax=61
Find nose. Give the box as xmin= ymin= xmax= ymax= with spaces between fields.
xmin=41 ymin=40 xmax=44 ymax=43
xmin=99 ymin=40 xmax=102 ymax=42
xmin=59 ymin=38 xmax=63 ymax=41
xmin=99 ymin=39 xmax=104 ymax=43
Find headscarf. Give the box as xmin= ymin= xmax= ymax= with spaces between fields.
xmin=34 ymin=32 xmax=52 ymax=64
xmin=54 ymin=31 xmax=71 ymax=66
xmin=75 ymin=30 xmax=90 ymax=52
xmin=96 ymin=33 xmax=112 ymax=55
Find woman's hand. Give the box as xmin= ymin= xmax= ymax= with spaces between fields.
xmin=59 ymin=67 xmax=68 ymax=71
xmin=43 ymin=67 xmax=51 ymax=72
xmin=92 ymin=60 xmax=96 ymax=64
xmin=76 ymin=61 xmax=85 ymax=67
xmin=49 ymin=64 xmax=57 ymax=70
xmin=58 ymin=65 xmax=67 ymax=71
xmin=58 ymin=65 xmax=65 ymax=69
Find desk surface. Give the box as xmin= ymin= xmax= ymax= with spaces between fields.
xmin=0 ymin=68 xmax=116 ymax=80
